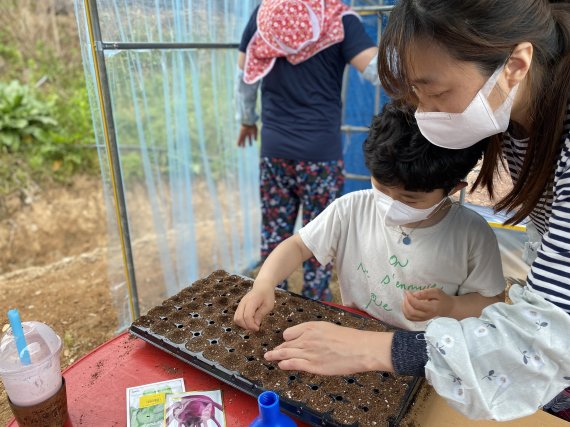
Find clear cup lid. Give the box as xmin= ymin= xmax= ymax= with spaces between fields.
xmin=0 ymin=321 xmax=62 ymax=374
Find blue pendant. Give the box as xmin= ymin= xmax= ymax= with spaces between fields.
xmin=403 ymin=236 xmax=412 ymax=245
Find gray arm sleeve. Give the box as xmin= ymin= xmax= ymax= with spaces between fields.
xmin=359 ymin=53 xmax=380 ymax=86
xmin=235 ymin=68 xmax=260 ymax=125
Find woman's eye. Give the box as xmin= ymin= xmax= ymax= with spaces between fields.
xmin=428 ymin=91 xmax=448 ymax=99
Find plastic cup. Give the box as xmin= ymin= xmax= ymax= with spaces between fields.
xmin=0 ymin=321 xmax=68 ymax=426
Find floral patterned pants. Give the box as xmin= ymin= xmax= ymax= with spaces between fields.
xmin=259 ymin=157 xmax=344 ymax=301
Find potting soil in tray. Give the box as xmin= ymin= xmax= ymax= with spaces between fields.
xmin=129 ymin=270 xmax=422 ymax=427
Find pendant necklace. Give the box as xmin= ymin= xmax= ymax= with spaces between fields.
xmin=399 ymin=230 xmax=413 ymax=245
xmin=397 ymin=199 xmax=453 ymax=245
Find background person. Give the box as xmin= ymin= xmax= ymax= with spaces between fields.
xmin=235 ymin=0 xmax=378 ymax=300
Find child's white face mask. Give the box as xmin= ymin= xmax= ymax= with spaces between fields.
xmin=415 ymin=65 xmax=518 ymax=149
xmin=373 ymin=187 xmax=446 ymax=227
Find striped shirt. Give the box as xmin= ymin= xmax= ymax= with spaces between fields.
xmin=503 ymin=104 xmax=570 ymax=313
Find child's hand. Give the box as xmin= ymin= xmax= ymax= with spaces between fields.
xmin=233 ymin=285 xmax=275 ymax=331
xmin=402 ymin=288 xmax=454 ymax=321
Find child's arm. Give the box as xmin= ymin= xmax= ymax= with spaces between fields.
xmin=402 ymin=288 xmax=505 ymax=321
xmin=234 ymin=234 xmax=313 ymax=331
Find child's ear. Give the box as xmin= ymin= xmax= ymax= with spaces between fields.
xmin=448 ymin=181 xmax=468 ymax=196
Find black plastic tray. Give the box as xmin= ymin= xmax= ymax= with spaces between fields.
xmin=129 ymin=287 xmax=422 ymax=426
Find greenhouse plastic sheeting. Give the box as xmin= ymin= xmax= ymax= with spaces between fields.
xmin=76 ymin=0 xmax=528 ymax=331
xmin=74 ymin=0 xmax=397 ymax=329
xmin=75 ymin=0 xmax=260 ymax=329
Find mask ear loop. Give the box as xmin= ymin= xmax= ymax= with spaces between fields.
xmin=480 ymin=49 xmax=517 ymax=99
xmin=480 ymin=65 xmax=505 ymax=98
xmin=488 ymin=51 xmax=521 ymax=123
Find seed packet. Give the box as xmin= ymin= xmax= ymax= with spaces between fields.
xmin=126 ymin=378 xmax=185 ymax=427
xmin=164 ymin=390 xmax=226 ymax=427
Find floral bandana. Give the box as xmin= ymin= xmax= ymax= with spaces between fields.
xmin=243 ymin=0 xmax=357 ymax=84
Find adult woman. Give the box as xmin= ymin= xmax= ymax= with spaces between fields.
xmin=235 ymin=0 xmax=378 ymax=301
xmin=264 ymin=0 xmax=570 ymax=421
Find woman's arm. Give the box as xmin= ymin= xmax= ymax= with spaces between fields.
xmin=235 ymin=52 xmax=260 ymax=146
xmin=410 ymin=145 xmax=570 ymax=420
xmin=423 ymin=284 xmax=570 ymax=421
xmin=350 ymin=47 xmax=380 ymax=85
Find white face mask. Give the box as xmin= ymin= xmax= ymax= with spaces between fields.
xmin=373 ymin=187 xmax=446 ymax=227
xmin=415 ymin=65 xmax=519 ymax=149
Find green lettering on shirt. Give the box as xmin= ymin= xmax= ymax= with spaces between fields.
xmin=364 ymin=292 xmax=393 ymax=311
xmin=389 ymin=255 xmax=409 ymax=268
xmin=357 ymin=262 xmax=370 ymax=279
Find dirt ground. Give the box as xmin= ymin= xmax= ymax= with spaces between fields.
xmin=0 ymin=165 xmax=512 ymax=424
xmin=0 ymin=177 xmax=113 ymax=423
xmin=0 ymin=174 xmax=312 ymax=423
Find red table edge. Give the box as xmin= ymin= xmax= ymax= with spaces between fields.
xmin=6 ymin=302 xmax=370 ymax=426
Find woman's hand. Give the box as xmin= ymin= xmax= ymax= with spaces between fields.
xmin=233 ymin=284 xmax=275 ymax=331
xmin=236 ymin=124 xmax=258 ymax=147
xmin=402 ymin=288 xmax=454 ymax=321
xmin=264 ymin=322 xmax=394 ymax=375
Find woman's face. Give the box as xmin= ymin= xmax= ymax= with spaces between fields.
xmin=408 ymin=39 xmax=510 ymax=114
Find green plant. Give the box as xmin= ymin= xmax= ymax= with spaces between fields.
xmin=0 ymin=1 xmax=99 ymax=196
xmin=0 ymin=80 xmax=57 ymax=152
xmin=0 ymin=79 xmax=99 ymax=195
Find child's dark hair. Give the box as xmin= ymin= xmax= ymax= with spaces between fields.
xmin=363 ymin=103 xmax=488 ymax=194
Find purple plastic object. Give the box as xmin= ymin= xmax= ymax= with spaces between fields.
xmin=165 ymin=394 xmax=223 ymax=427
xmin=249 ymin=391 xmax=297 ymax=427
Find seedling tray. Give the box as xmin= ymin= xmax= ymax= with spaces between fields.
xmin=129 ymin=271 xmax=422 ymax=426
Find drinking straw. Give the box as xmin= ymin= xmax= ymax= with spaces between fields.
xmin=7 ymin=309 xmax=31 ymax=365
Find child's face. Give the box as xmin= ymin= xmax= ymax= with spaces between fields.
xmin=371 ymin=178 xmax=447 ymax=209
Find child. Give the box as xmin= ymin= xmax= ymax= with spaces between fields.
xmin=234 ymin=103 xmax=505 ymax=331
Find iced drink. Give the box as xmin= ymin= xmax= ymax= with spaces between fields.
xmin=0 ymin=321 xmax=68 ymax=426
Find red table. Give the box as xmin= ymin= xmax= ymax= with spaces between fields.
xmin=9 ymin=314 xmax=567 ymax=427
xmin=7 ymin=332 xmax=310 ymax=426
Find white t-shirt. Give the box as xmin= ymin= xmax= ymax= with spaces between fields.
xmin=298 ymin=190 xmax=505 ymax=330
